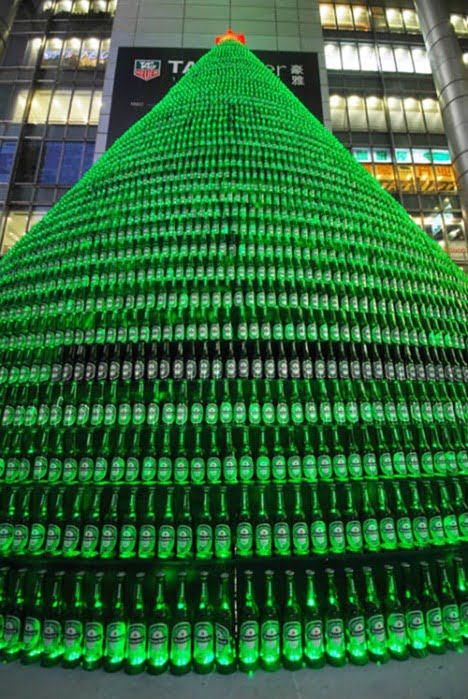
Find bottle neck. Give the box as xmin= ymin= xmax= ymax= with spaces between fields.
xmin=306 ymin=574 xmax=318 ymax=609
xmin=329 ymin=487 xmax=339 ymax=510
xmin=327 ymin=573 xmax=339 ymax=606
xmin=345 ymin=574 xmax=359 ymax=605
xmin=455 ymin=562 xmax=467 ymax=592
xmin=219 ymin=489 xmax=228 ymax=515
xmin=71 ymin=577 xmax=84 ymax=607
xmin=50 ymin=577 xmax=63 ymax=606
xmin=199 ymin=579 xmax=210 ymax=609
xmin=92 ymin=578 xmax=103 ymax=609
xmin=364 ymin=572 xmax=378 ymax=603
xmin=177 ymin=579 xmax=187 ymax=610
xmin=155 ymin=578 xmax=166 ymax=610
xmin=265 ymin=576 xmax=275 ymax=607
xmin=258 ymin=489 xmax=267 ymax=515
xmin=344 ymin=488 xmax=354 ymax=512
xmin=244 ymin=577 xmax=255 ymax=607
xmin=311 ymin=486 xmax=321 ymax=512
xmin=165 ymin=490 xmax=174 ymax=517
xmin=114 ymin=579 xmax=125 ymax=610
xmin=276 ymin=488 xmax=286 ymax=515
xmin=202 ymin=491 xmax=210 ymax=516
xmin=147 ymin=489 xmax=155 ymax=517
xmin=133 ymin=580 xmax=144 ymax=612
xmin=393 ymin=485 xmax=405 ymax=508
xmin=421 ymin=567 xmax=435 ymax=596
xmin=294 ymin=487 xmax=303 ymax=514
xmin=385 ymin=570 xmax=399 ymax=601
xmin=362 ymin=486 xmax=372 ymax=510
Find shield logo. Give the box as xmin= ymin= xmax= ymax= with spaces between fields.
xmin=134 ymin=59 xmax=161 ymax=81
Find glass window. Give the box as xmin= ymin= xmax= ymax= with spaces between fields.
xmin=72 ymin=0 xmax=90 ymax=13
xmin=411 ymin=47 xmax=431 ymax=74
xmin=374 ymin=164 xmax=397 ymax=191
xmin=386 ymin=8 xmax=404 ymax=32
xmin=431 ymin=149 xmax=451 ymax=163
xmin=69 ymin=90 xmax=91 ymax=124
xmin=402 ymin=9 xmax=420 ymax=33
xmin=25 ymin=38 xmax=43 ymax=66
xmin=463 ymin=53 xmax=468 ymax=67
xmin=2 ymin=36 xmax=28 ymax=67
xmin=373 ymin=148 xmax=392 ymax=163
xmin=99 ymin=39 xmax=110 ymax=67
xmin=404 ymin=97 xmax=424 ymax=132
xmin=435 ymin=165 xmax=457 ymax=192
xmin=423 ymin=98 xmax=443 ymax=133
xmin=0 ymin=141 xmax=16 ymax=184
xmin=90 ymin=91 xmax=102 ymax=124
xmin=347 ymin=95 xmax=366 ymax=130
xmin=366 ymin=96 xmax=386 ymax=130
xmin=7 ymin=88 xmax=28 ymax=122
xmin=387 ymin=96 xmax=406 ymax=131
xmin=108 ymin=1 xmax=117 ymax=16
xmin=55 ymin=0 xmax=72 ymax=14
xmin=2 ymin=211 xmax=28 ymax=253
xmin=352 ymin=6 xmax=370 ymax=31
xmin=79 ymin=38 xmax=99 ymax=69
xmin=397 ymin=165 xmax=417 ymax=192
xmin=40 ymin=0 xmax=54 ymax=14
xmin=394 ymin=46 xmax=414 ymax=73
xmin=341 ymin=43 xmax=360 ymax=70
xmin=320 ymin=3 xmax=336 ymax=29
xmin=330 ymin=95 xmax=348 ymax=130
xmin=29 ymin=90 xmax=52 ymax=123
xmin=62 ymin=38 xmax=81 ymax=69
xmin=324 ymin=43 xmax=342 ymax=70
xmin=370 ymin=7 xmax=387 ymax=32
xmin=49 ymin=90 xmax=71 ymax=123
xmin=450 ymin=15 xmax=467 ymax=36
xmin=378 ymin=45 xmax=396 ymax=72
xmin=352 ymin=147 xmax=372 ymax=162
xmin=395 ymin=148 xmax=412 ymax=164
xmin=60 ymin=142 xmax=83 ymax=184
xmin=39 ymin=141 xmax=62 ymax=183
xmin=91 ymin=0 xmax=108 ymax=13
xmin=82 ymin=141 xmax=95 ymax=173
xmin=29 ymin=210 xmax=48 ymax=229
xmin=42 ymin=38 xmax=63 ymax=67
xmin=414 ymin=165 xmax=435 ymax=192
xmin=358 ymin=44 xmax=378 ymax=71
xmin=335 ymin=4 xmax=353 ymax=30
xmin=15 ymin=140 xmax=41 ymax=182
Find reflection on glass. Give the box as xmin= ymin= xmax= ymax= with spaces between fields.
xmin=366 ymin=96 xmax=386 ymax=130
xmin=39 ymin=141 xmax=62 ymax=184
xmin=352 ymin=6 xmax=370 ymax=31
xmin=49 ymin=90 xmax=72 ymax=123
xmin=80 ymin=39 xmax=99 ymax=68
xmin=0 ymin=142 xmax=16 ymax=184
xmin=42 ymin=39 xmax=62 ymax=67
xmin=2 ymin=211 xmax=28 ymax=253
xmin=320 ymin=3 xmax=336 ymax=29
xmin=330 ymin=95 xmax=348 ymax=130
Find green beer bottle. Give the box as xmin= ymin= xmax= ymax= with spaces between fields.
xmin=401 ymin=562 xmax=427 ymax=657
xmin=437 ymin=559 xmax=462 ymax=652
xmin=83 ymin=571 xmax=105 ymax=670
xmin=170 ymin=571 xmax=192 ymax=675
xmin=41 ymin=570 xmax=65 ymax=667
xmin=343 ymin=484 xmax=363 ymax=553
xmin=408 ymin=481 xmax=429 ymax=548
xmin=2 ymin=568 xmax=27 ymax=662
xmin=421 ymin=482 xmax=444 ymax=547
xmin=126 ymin=571 xmax=147 ymax=674
xmin=158 ymin=487 xmax=175 ymax=559
xmin=11 ymin=487 xmax=32 ymax=556
xmin=239 ymin=427 xmax=255 ymax=482
xmin=0 ymin=566 xmax=10 ymax=651
xmin=206 ymin=429 xmax=221 ymax=484
xmin=45 ymin=487 xmax=65 ymax=556
xmin=147 ymin=571 xmax=170 ymax=675
xmin=453 ymin=557 xmax=468 ymax=644
xmin=215 ymin=572 xmax=236 ymax=674
xmin=236 ymin=484 xmax=253 ymax=558
xmin=193 ymin=571 xmax=214 ymax=674
xmin=119 ymin=486 xmax=138 ymax=558
xmin=327 ymin=484 xmax=345 ymax=554
xmin=28 ymin=487 xmax=49 ymax=555
xmin=304 ymin=569 xmax=324 ymax=668
xmin=255 ymin=484 xmax=272 ymax=557
xmin=214 ymin=486 xmax=232 ymax=559
xmin=81 ymin=487 xmax=102 ymax=558
xmin=238 ymin=569 xmax=259 ymax=672
xmin=344 ymin=567 xmax=368 ymax=665
xmin=360 ymin=482 xmax=380 ymax=552
xmin=62 ymin=571 xmax=85 ymax=669
xmin=324 ymin=568 xmax=346 ymax=667
xmin=62 ymin=486 xmax=84 ymax=557
xmin=177 ymin=486 xmax=194 ymax=559
xmin=362 ymin=566 xmax=388 ymax=663
xmin=196 ymin=486 xmax=213 ymax=559
xmin=282 ymin=570 xmax=303 ymax=670
xmin=260 ymin=570 xmax=280 ymax=671
xmin=390 ymin=482 xmax=412 ymax=550
xmin=273 ymin=484 xmax=291 ymax=556
xmin=190 ymin=427 xmax=206 ymax=484
xmin=437 ymin=480 xmax=460 ymax=544
xmin=376 ymin=482 xmax=397 ymax=551
xmin=452 ymin=479 xmax=468 ymax=541
xmin=22 ymin=569 xmax=46 ymax=664
xmin=383 ymin=564 xmax=408 ymax=660
xmin=310 ymin=483 xmax=328 ymax=554
xmin=100 ymin=487 xmax=119 ymax=558
xmin=104 ymin=572 xmax=127 ymax=672
xmin=0 ymin=488 xmax=17 ymax=555
xmin=291 ymin=484 xmax=309 ymax=556
xmin=138 ymin=486 xmax=156 ymax=558
xmin=419 ymin=562 xmax=445 ymax=654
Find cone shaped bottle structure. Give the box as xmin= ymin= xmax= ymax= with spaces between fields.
xmin=0 ymin=36 xmax=467 ymax=674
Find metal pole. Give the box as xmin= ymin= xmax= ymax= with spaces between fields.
xmin=413 ymin=0 xmax=468 ymax=240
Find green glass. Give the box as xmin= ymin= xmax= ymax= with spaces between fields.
xmin=22 ymin=569 xmax=46 ymax=664
xmin=361 ymin=483 xmax=380 ymax=552
xmin=193 ymin=571 xmax=214 ymax=674
xmin=11 ymin=487 xmax=32 ymax=556
xmin=419 ymin=562 xmax=445 ymax=655
xmin=437 ymin=559 xmax=462 ymax=652
xmin=0 ymin=488 xmax=17 ymax=555
xmin=304 ymin=569 xmax=324 ymax=668
xmin=215 ymin=572 xmax=236 ymax=674
xmin=28 ymin=488 xmax=49 ymax=556
xmin=196 ymin=486 xmax=213 ymax=559
xmin=436 ymin=480 xmax=460 ymax=544
xmin=100 ymin=487 xmax=119 ymax=558
xmin=327 ymin=484 xmax=345 ymax=554
xmin=282 ymin=570 xmax=303 ymax=670
xmin=453 ymin=557 xmax=468 ymax=644
xmin=291 ymin=484 xmax=309 ymax=556
xmin=324 ymin=568 xmax=346 ymax=667
xmin=401 ymin=563 xmax=427 ymax=657
xmin=138 ymin=487 xmax=156 ymax=558
xmin=260 ymin=570 xmax=280 ymax=671
xmin=147 ymin=572 xmax=170 ymax=675
xmin=104 ymin=572 xmax=127 ymax=673
xmin=41 ymin=571 xmax=65 ymax=667
xmin=177 ymin=486 xmax=194 ymax=559
xmin=255 ymin=485 xmax=272 ymax=557
xmin=82 ymin=571 xmax=105 ymax=671
xmin=376 ymin=483 xmax=397 ymax=551
xmin=62 ymin=487 xmax=84 ymax=557
xmin=170 ymin=571 xmax=192 ymax=675
xmin=0 ymin=566 xmax=9 ymax=652
xmin=452 ymin=479 xmax=468 ymax=541
xmin=383 ymin=564 xmax=408 ymax=660
xmin=408 ymin=481 xmax=429 ymax=548
xmin=125 ymin=571 xmax=147 ymax=674
xmin=214 ymin=486 xmax=232 ymax=559
xmin=343 ymin=484 xmax=363 ymax=553
xmin=238 ymin=569 xmax=259 ymax=672
xmin=81 ymin=487 xmax=101 ymax=558
xmin=158 ymin=487 xmax=175 ymax=559
xmin=62 ymin=571 xmax=85 ymax=669
xmin=45 ymin=487 xmax=65 ymax=556
xmin=362 ymin=567 xmax=388 ymax=663
xmin=236 ymin=484 xmax=253 ymax=558
xmin=344 ymin=568 xmax=368 ymax=665
xmin=2 ymin=568 xmax=27 ymax=662
xmin=310 ymin=484 xmax=328 ymax=554
xmin=273 ymin=484 xmax=291 ymax=556
xmin=392 ymin=482 xmax=414 ymax=550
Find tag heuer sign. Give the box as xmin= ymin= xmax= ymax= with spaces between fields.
xmin=134 ymin=59 xmax=161 ymax=81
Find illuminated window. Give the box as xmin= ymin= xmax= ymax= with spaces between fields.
xmin=55 ymin=0 xmax=72 ymax=14
xmin=397 ymin=165 xmax=417 ymax=192
xmin=366 ymin=96 xmax=386 ymax=130
xmin=404 ymin=97 xmax=424 ymax=132
xmin=107 ymin=1 xmax=117 ymax=15
xmin=91 ymin=0 xmax=108 ymax=13
xmin=69 ymin=90 xmax=91 ymax=123
xmin=0 ymin=141 xmax=16 ymax=183
xmin=414 ymin=164 xmax=436 ymax=192
xmin=79 ymin=37 xmax=99 ymax=68
xmin=387 ymin=96 xmax=406 ymax=131
xmin=29 ymin=90 xmax=52 ymax=122
xmin=370 ymin=7 xmax=387 ymax=32
xmin=358 ymin=44 xmax=378 ymax=72
xmin=330 ymin=95 xmax=348 ymax=130
xmin=42 ymin=38 xmax=62 ymax=67
xmin=463 ymin=53 xmax=468 ymax=66
xmin=26 ymin=37 xmax=43 ymax=66
xmin=374 ymin=164 xmax=397 ymax=191
xmin=2 ymin=211 xmax=28 ymax=252
xmin=99 ymin=39 xmax=110 ymax=67
xmin=90 ymin=91 xmax=102 ymax=124
xmin=72 ymin=0 xmax=90 ymax=14
xmin=411 ymin=47 xmax=431 ymax=74
xmin=394 ymin=46 xmax=414 ymax=73
xmin=402 ymin=9 xmax=420 ymax=33
xmin=378 ymin=45 xmax=396 ymax=72
xmin=435 ymin=166 xmax=457 ymax=192
xmin=341 ymin=43 xmax=360 ymax=70
xmin=62 ymin=38 xmax=81 ymax=68
xmin=40 ymin=0 xmax=54 ymax=13
xmin=423 ymin=98 xmax=443 ymax=133
xmin=386 ymin=8 xmax=404 ymax=32
xmin=324 ymin=44 xmax=342 ymax=70
xmin=49 ymin=90 xmax=72 ymax=123
xmin=347 ymin=95 xmax=366 ymax=130
xmin=320 ymin=3 xmax=336 ymax=29
xmin=9 ymin=89 xmax=28 ymax=122
xmin=335 ymin=4 xmax=353 ymax=30
xmin=450 ymin=14 xmax=468 ymax=36
xmin=352 ymin=6 xmax=370 ymax=31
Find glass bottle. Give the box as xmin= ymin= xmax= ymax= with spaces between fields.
xmin=452 ymin=479 xmax=468 ymax=542
xmin=147 ymin=572 xmax=170 ymax=675
xmin=453 ymin=557 xmax=468 ymax=644
xmin=62 ymin=571 xmax=85 ymax=669
xmin=291 ymin=484 xmax=309 ymax=556
xmin=81 ymin=487 xmax=102 ymax=558
xmin=376 ymin=482 xmax=397 ymax=551
xmin=214 ymin=486 xmax=232 ymax=559
xmin=273 ymin=484 xmax=291 ymax=557
xmin=327 ymin=484 xmax=345 ymax=554
xmin=401 ymin=562 xmax=427 ymax=657
xmin=310 ymin=483 xmax=328 ymax=555
xmin=437 ymin=480 xmax=460 ymax=544
xmin=176 ymin=486 xmax=194 ymax=560
xmin=41 ymin=570 xmax=65 ymax=667
xmin=260 ymin=570 xmax=280 ymax=672
xmin=22 ymin=569 xmax=46 ymax=665
xmin=255 ymin=485 xmax=272 ymax=558
xmin=100 ymin=487 xmax=119 ymax=559
xmin=193 ymin=571 xmax=214 ymax=674
xmin=238 ymin=570 xmax=259 ymax=672
xmin=324 ymin=568 xmax=346 ymax=667
xmin=392 ymin=482 xmax=414 ymax=550
xmin=383 ymin=564 xmax=408 ymax=660
xmin=236 ymin=484 xmax=253 ymax=558
xmin=158 ymin=487 xmax=175 ymax=559
xmin=343 ymin=484 xmax=363 ymax=553
xmin=62 ymin=486 xmax=84 ymax=557
xmin=170 ymin=571 xmax=192 ymax=675
xmin=408 ymin=481 xmax=429 ymax=548
xmin=362 ymin=566 xmax=388 ymax=663
xmin=419 ymin=561 xmax=445 ymax=655
xmin=2 ymin=568 xmax=27 ymax=662
xmin=196 ymin=486 xmax=213 ymax=559
xmin=125 ymin=572 xmax=147 ymax=674
xmin=82 ymin=571 xmax=105 ymax=671
xmin=138 ymin=487 xmax=156 ymax=559
xmin=104 ymin=572 xmax=127 ymax=673
xmin=215 ymin=572 xmax=236 ymax=674
xmin=304 ymin=569 xmax=324 ymax=668
xmin=437 ymin=559 xmax=462 ymax=652
xmin=344 ymin=567 xmax=368 ymax=665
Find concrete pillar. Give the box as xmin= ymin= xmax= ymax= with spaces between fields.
xmin=414 ymin=0 xmax=468 ymax=234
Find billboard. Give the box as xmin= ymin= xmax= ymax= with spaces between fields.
xmin=107 ymin=47 xmax=323 ymax=147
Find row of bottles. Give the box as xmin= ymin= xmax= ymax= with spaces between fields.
xmin=1 ymin=479 xmax=466 ymax=560
xmin=1 ymin=560 xmax=467 ymax=674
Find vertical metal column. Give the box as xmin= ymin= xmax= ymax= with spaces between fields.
xmin=414 ymin=0 xmax=468 ymax=236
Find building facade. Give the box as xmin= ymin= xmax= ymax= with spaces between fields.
xmin=0 ymin=0 xmax=467 ymax=271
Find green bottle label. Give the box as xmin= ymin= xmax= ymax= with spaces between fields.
xmin=274 ymin=522 xmax=290 ymax=554
xmin=33 ymin=456 xmax=48 ymax=481
xmin=367 ymin=614 xmax=386 ymax=645
xmin=110 ymin=457 xmax=125 ymax=482
xmin=142 ymin=457 xmax=156 ymax=482
xmin=379 ymin=453 xmax=393 ymax=477
xmin=85 ymin=621 xmax=104 ymax=654
xmin=443 ymin=604 xmax=461 ymax=632
xmin=128 ymin=622 xmax=146 ymax=658
xmin=100 ymin=524 xmax=118 ymax=555
xmin=421 ymin=452 xmax=434 ymax=475
xmin=387 ymin=612 xmax=406 ymax=642
xmin=196 ymin=524 xmax=213 ymax=555
xmin=158 ymin=457 xmax=172 ymax=482
xmin=12 ymin=523 xmax=29 ymax=553
xmin=292 ymin=521 xmax=309 ymax=554
xmin=23 ymin=616 xmax=41 ymax=651
xmin=328 ymin=520 xmax=345 ymax=551
xmin=305 ymin=619 xmax=323 ymax=650
xmin=379 ymin=517 xmax=396 ymax=545
xmin=43 ymin=619 xmax=61 ymax=651
xmin=363 ymin=518 xmax=379 ymax=548
xmin=207 ymin=457 xmax=221 ymax=483
xmin=177 ymin=524 xmax=193 ymax=557
xmin=63 ymin=524 xmax=80 ymax=553
xmin=158 ymin=524 xmax=175 ymax=557
xmin=348 ymin=616 xmax=366 ymax=645
xmin=4 ymin=615 xmax=21 ymax=647
xmin=429 ymin=516 xmax=444 ymax=544
xmin=48 ymin=458 xmax=61 ymax=482
xmin=191 ymin=457 xmax=205 ymax=483
xmin=174 ymin=457 xmax=189 ymax=483
xmin=288 ymin=456 xmax=301 ymax=480
xmin=256 ymin=456 xmax=270 ymax=481
xmin=239 ymin=620 xmax=259 ymax=655
xmin=139 ymin=525 xmax=156 ymax=556
xmin=215 ymin=524 xmax=231 ymax=557
xmin=348 ymin=454 xmax=362 ymax=478
xmin=255 ymin=523 xmax=272 ymax=556
xmin=106 ymin=621 xmax=126 ymax=658
xmin=223 ymin=456 xmax=237 ymax=482
xmin=326 ymin=618 xmax=345 ymax=648
xmin=413 ymin=516 xmax=429 ymax=545
xmin=345 ymin=520 xmax=362 ymax=550
xmin=240 ymin=455 xmax=254 ymax=481
xmin=317 ymin=455 xmax=332 ymax=479
xmin=194 ymin=621 xmax=214 ymax=656
xmin=426 ymin=608 xmax=443 ymax=641
xmin=82 ymin=524 xmax=99 ymax=554
xmin=125 ymin=458 xmax=139 ymax=482
xmin=45 ymin=524 xmax=61 ymax=553
xmin=302 ymin=455 xmax=317 ymax=481
xmin=148 ymin=622 xmax=169 ymax=665
xmin=396 ymin=517 xmax=413 ymax=545
xmin=458 ymin=512 xmax=468 ymax=537
xmin=93 ymin=457 xmax=107 ymax=482
xmin=171 ymin=621 xmax=191 ymax=656
xmin=28 ymin=523 xmax=46 ymax=552
xmin=215 ymin=622 xmax=234 ymax=661
xmin=443 ymin=514 xmax=459 ymax=541
xmin=283 ymin=621 xmax=302 ymax=653
xmin=311 ymin=520 xmax=327 ymax=552
xmin=333 ymin=455 xmax=347 ymax=479
xmin=64 ymin=620 xmax=83 ymax=651
xmin=407 ymin=610 xmax=425 ymax=640
xmin=393 ymin=452 xmax=406 ymax=476
xmin=406 ymin=452 xmax=420 ymax=476
xmin=236 ymin=522 xmax=253 ymax=555
xmin=0 ymin=522 xmax=13 ymax=552
xmin=63 ymin=458 xmax=77 ymax=482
